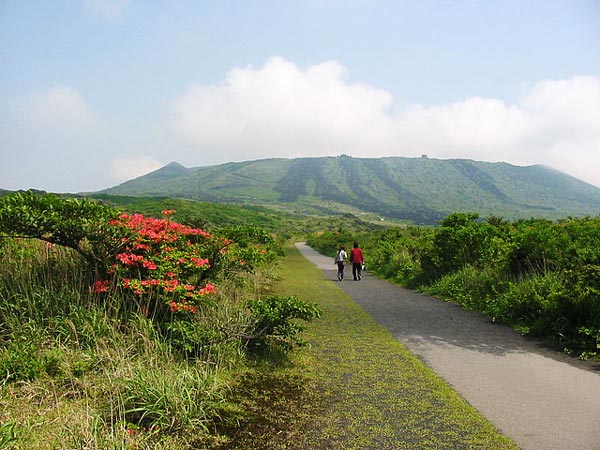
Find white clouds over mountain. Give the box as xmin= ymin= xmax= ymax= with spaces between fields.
xmin=2 ymin=60 xmax=598 ymax=192
xmin=172 ymin=57 xmax=395 ymax=160
xmin=171 ymin=57 xmax=600 ymax=186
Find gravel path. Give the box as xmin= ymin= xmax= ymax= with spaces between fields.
xmin=295 ymin=242 xmax=600 ymax=450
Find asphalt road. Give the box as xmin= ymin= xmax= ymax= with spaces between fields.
xmin=295 ymin=242 xmax=600 ymax=450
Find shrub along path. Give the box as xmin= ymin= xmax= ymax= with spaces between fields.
xmin=295 ymin=242 xmax=600 ymax=450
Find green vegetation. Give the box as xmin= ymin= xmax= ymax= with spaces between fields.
xmin=0 ymin=192 xmax=320 ymax=448
xmin=89 ymin=192 xmax=389 ymax=239
xmin=2 ymin=188 xmax=597 ymax=447
xmin=101 ymin=156 xmax=600 ymax=224
xmin=89 ymin=193 xmax=289 ymax=231
xmin=308 ymin=212 xmax=600 ymax=358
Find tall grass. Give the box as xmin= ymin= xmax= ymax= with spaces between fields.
xmin=0 ymin=237 xmax=262 ymax=448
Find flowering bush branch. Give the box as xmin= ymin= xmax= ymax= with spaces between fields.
xmin=98 ymin=210 xmax=219 ymax=319
xmin=0 ymin=193 xmax=286 ymax=332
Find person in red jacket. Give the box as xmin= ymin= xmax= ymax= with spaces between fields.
xmin=349 ymin=242 xmax=364 ymax=281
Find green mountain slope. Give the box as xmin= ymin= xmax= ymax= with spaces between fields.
xmin=100 ymin=156 xmax=600 ymax=224
xmin=89 ymin=193 xmax=290 ymax=230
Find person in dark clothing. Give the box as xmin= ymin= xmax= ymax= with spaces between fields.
xmin=349 ymin=242 xmax=364 ymax=281
xmin=334 ymin=245 xmax=347 ymax=281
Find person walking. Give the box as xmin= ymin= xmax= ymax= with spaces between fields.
xmin=350 ymin=242 xmax=364 ymax=281
xmin=334 ymin=245 xmax=347 ymax=281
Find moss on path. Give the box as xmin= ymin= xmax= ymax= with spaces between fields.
xmin=269 ymin=244 xmax=518 ymax=450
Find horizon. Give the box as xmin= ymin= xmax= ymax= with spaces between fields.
xmin=1 ymin=1 xmax=599 ymax=192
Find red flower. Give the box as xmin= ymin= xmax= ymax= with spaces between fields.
xmin=142 ymin=260 xmax=157 ymax=270
xmin=93 ymin=280 xmax=109 ymax=293
xmin=107 ymin=212 xmax=220 ymax=314
xmin=198 ymin=283 xmax=216 ymax=295
xmin=190 ymin=257 xmax=209 ymax=268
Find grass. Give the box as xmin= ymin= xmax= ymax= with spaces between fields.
xmin=0 ymin=238 xmax=249 ymax=449
xmin=0 ymin=238 xmax=518 ymax=449
xmin=245 ymin=243 xmax=520 ymax=449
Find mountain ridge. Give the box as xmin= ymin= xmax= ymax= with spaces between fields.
xmin=100 ymin=156 xmax=600 ymax=224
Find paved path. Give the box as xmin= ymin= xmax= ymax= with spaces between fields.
xmin=295 ymin=242 xmax=600 ymax=450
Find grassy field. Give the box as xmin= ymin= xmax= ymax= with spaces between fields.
xmin=245 ymin=243 xmax=520 ymax=449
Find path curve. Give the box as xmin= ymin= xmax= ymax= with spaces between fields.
xmin=295 ymin=242 xmax=600 ymax=450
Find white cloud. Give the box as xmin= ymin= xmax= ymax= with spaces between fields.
xmin=109 ymin=156 xmax=164 ymax=184
xmin=14 ymin=85 xmax=100 ymax=137
xmin=2 ymin=85 xmax=141 ymax=192
xmin=0 ymin=85 xmax=109 ymax=192
xmin=394 ymin=98 xmax=532 ymax=159
xmin=172 ymin=56 xmax=395 ymax=160
xmin=171 ymin=58 xmax=600 ymax=187
xmin=391 ymin=77 xmax=600 ymax=182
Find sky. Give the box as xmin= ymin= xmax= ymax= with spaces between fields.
xmin=1 ymin=0 xmax=600 ymax=193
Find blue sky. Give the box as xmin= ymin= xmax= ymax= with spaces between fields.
xmin=1 ymin=0 xmax=599 ymax=192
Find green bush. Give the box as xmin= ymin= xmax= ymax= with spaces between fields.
xmin=246 ymin=295 xmax=322 ymax=351
xmin=307 ymin=213 xmax=600 ymax=357
xmin=0 ymin=333 xmax=64 ymax=382
xmin=0 ymin=193 xmax=317 ymax=448
xmin=367 ymin=226 xmax=434 ymax=287
xmin=422 ymin=212 xmax=513 ymax=279
xmin=0 ymin=191 xmax=121 ymax=274
xmin=426 ymin=264 xmax=511 ymax=320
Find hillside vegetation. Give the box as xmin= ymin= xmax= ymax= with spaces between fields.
xmin=89 ymin=193 xmax=290 ymax=231
xmin=100 ymin=156 xmax=600 ymax=224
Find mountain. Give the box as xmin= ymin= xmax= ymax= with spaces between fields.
xmin=99 ymin=156 xmax=600 ymax=224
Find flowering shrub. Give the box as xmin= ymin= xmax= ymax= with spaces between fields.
xmin=0 ymin=193 xmax=283 ymax=320
xmin=1 ymin=192 xmax=309 ymax=359
xmin=98 ymin=210 xmax=220 ymax=319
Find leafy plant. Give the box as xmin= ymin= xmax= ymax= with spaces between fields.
xmin=97 ymin=210 xmax=220 ymax=319
xmin=0 ymin=193 xmax=318 ymax=448
xmin=246 ymin=295 xmax=322 ymax=351
xmin=0 ymin=333 xmax=64 ymax=382
xmin=0 ymin=191 xmax=121 ymax=273
xmin=423 ymin=212 xmax=512 ymax=278
xmin=0 ymin=421 xmax=17 ymax=449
